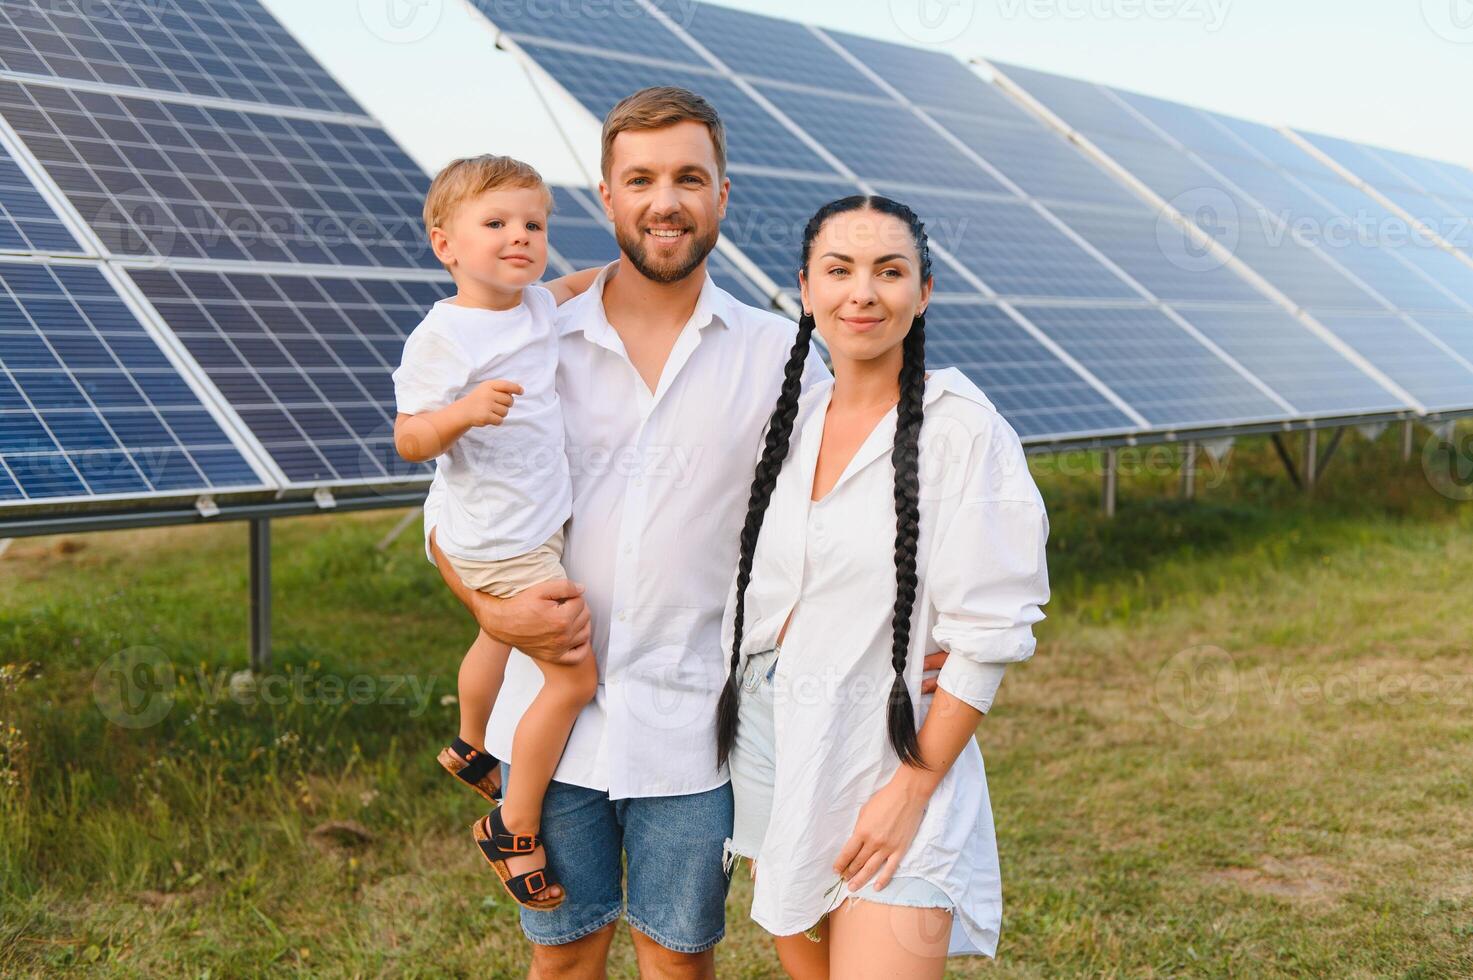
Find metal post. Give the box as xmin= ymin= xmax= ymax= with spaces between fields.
xmin=249 ymin=518 xmax=271 ymax=673
xmin=1103 ymin=448 xmax=1117 ymax=517
xmin=1403 ymin=419 xmax=1414 ymax=462
xmin=1303 ymin=429 xmax=1318 ymax=492
xmin=1180 ymin=441 xmax=1197 ymax=499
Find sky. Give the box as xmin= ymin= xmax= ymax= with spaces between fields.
xmin=261 ymin=0 xmax=1473 ymax=184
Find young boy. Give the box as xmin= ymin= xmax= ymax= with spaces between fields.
xmin=392 ymin=155 xmax=599 ymax=911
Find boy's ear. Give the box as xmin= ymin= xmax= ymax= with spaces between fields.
xmin=429 ymin=227 xmax=454 ymax=267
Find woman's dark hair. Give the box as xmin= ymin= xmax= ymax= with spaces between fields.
xmin=716 ymin=195 xmax=933 ymax=771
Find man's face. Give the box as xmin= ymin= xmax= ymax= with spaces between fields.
xmin=600 ymin=120 xmax=728 ymax=284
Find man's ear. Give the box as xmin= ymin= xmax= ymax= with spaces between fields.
xmin=716 ymin=176 xmax=730 ymax=220
xmin=598 ymin=180 xmax=614 ymax=222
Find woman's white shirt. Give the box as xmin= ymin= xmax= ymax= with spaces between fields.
xmin=719 ymin=366 xmax=1050 ymax=956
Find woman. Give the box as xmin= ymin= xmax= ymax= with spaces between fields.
xmin=717 ymin=195 xmax=1051 ymax=977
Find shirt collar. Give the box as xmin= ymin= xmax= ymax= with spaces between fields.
xmin=559 ymin=260 xmax=736 ymax=346
xmin=923 ymin=365 xmax=996 ymax=412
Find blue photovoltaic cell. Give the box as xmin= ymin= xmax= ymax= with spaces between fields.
xmin=1209 ymin=115 xmax=1342 ymax=181
xmin=1306 ymin=311 xmax=1473 ymax=411
xmin=129 ymin=268 xmax=448 ymax=485
xmin=923 ymin=303 xmax=1135 ymax=438
xmin=0 ymin=143 xmax=79 ymax=254
xmin=0 ymin=80 xmax=434 ymax=268
xmin=1404 ymin=315 xmax=1473 ymax=366
xmin=472 ymin=0 xmax=708 ymax=66
xmin=1123 ymin=100 xmax=1471 ymax=316
xmin=0 ymin=261 xmax=261 ymax=503
xmin=0 ymin=0 xmax=363 ymax=115
xmin=897 ymin=189 xmax=1139 ymax=301
xmin=722 ymin=173 xmax=860 ymax=287
xmin=824 ymin=29 xmax=1033 ymax=124
xmin=1169 ymin=306 xmax=1406 ymax=416
xmin=517 ymin=42 xmax=832 ymax=174
xmin=1012 ymin=304 xmax=1285 ymax=426
xmin=682 ymin=4 xmax=884 ymax=97
xmin=928 ymin=110 xmax=1140 ymax=210
xmin=757 ymin=85 xmax=1007 ymax=193
xmin=1046 ymin=203 xmax=1267 ymax=305
xmin=989 ymin=62 xmax=1163 ymax=144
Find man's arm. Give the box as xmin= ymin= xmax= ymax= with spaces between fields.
xmin=544 ymin=266 xmax=602 ymax=305
xmin=428 ymin=527 xmax=593 ymax=664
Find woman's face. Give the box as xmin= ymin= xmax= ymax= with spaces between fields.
xmin=799 ymin=208 xmax=933 ymax=366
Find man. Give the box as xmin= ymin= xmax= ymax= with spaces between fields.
xmin=423 ymin=87 xmax=950 ymax=979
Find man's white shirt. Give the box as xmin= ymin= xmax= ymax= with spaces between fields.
xmin=422 ymin=263 xmax=830 ymax=799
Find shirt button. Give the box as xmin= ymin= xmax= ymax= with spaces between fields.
xmin=622 ymin=543 xmax=632 ymax=555
xmin=617 ymin=611 xmax=627 ymax=622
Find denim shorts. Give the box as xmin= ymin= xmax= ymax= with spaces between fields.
xmin=724 ymin=648 xmax=953 ymax=914
xmin=498 ymin=761 xmax=734 ymax=953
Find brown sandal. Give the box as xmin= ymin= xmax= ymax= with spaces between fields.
xmin=471 ymin=807 xmax=564 ymax=911
xmin=438 ymin=737 xmax=501 ymax=803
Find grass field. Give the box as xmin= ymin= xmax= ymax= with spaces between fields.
xmin=2 ymin=426 xmax=1471 ymax=977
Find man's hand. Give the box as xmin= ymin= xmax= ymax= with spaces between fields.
xmin=429 ymin=528 xmax=591 ymax=664
xmin=463 ymin=379 xmax=523 ymax=427
xmin=920 ymin=650 xmax=949 ymax=695
xmin=483 ymin=579 xmax=592 ymax=665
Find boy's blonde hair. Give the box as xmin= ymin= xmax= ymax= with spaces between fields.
xmin=423 ymin=154 xmax=552 ymax=234
xmin=601 ymin=86 xmax=727 ymax=180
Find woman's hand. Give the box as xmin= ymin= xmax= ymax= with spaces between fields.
xmin=832 ymin=766 xmax=939 ymax=892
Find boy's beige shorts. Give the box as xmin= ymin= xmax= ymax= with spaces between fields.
xmin=444 ymin=527 xmax=567 ymax=598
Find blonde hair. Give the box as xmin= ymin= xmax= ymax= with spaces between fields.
xmin=600 ymin=86 xmax=727 ymax=180
xmin=423 ymin=154 xmax=551 ymax=235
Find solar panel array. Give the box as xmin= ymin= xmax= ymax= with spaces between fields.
xmin=475 ymin=0 xmax=1464 ymax=441
xmin=0 ymin=0 xmax=450 ymax=516
xmin=993 ymin=62 xmax=1473 ymax=413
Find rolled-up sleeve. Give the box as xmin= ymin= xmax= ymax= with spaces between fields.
xmin=930 ymin=417 xmax=1051 ymax=713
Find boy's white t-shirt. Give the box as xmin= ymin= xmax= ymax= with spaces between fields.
xmin=391 ymin=285 xmax=571 ymax=563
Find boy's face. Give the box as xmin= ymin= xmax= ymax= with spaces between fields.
xmin=432 ymin=186 xmax=550 ymax=295
xmin=600 ymin=120 xmax=728 ymax=284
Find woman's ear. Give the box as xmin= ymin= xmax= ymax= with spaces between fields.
xmin=916 ymin=275 xmax=935 ymax=317
xmin=798 ymin=269 xmax=811 ymax=316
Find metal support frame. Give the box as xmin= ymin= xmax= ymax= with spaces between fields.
xmin=1103 ymin=448 xmax=1118 ymax=517
xmin=1270 ymin=433 xmax=1304 ymax=491
xmin=1316 ymin=427 xmax=1346 ymax=480
xmin=1180 ymin=441 xmax=1197 ymax=499
xmin=1403 ymin=419 xmax=1415 ymax=462
xmin=249 ymin=518 xmax=271 ymax=674
xmin=1304 ymin=429 xmax=1319 ymax=491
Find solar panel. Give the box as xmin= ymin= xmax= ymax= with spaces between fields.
xmin=472 ymin=0 xmax=708 ymax=67
xmin=468 ymin=0 xmax=1438 ymax=440
xmin=921 ymin=303 xmax=1136 ymax=438
xmin=0 ymin=260 xmax=263 ymax=504
xmin=1011 ymin=304 xmax=1286 ymax=426
xmin=126 ymin=267 xmax=444 ymax=486
xmin=681 ymin=4 xmax=885 ymax=97
xmin=0 ymin=141 xmax=80 ymax=254
xmin=0 ymin=0 xmax=363 ymax=115
xmin=0 ymin=80 xmax=433 ymax=267
xmin=1308 ymin=311 xmax=1473 ymax=412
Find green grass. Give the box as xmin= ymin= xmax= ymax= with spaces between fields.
xmin=2 ymin=425 xmax=1471 ymax=977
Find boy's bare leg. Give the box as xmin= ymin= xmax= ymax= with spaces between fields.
xmin=457 ymin=629 xmax=508 ymax=755
xmin=499 ymin=652 xmax=598 ymax=901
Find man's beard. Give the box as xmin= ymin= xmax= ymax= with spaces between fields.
xmin=615 ymin=221 xmax=720 ymax=284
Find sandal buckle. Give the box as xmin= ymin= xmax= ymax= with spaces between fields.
xmin=514 ymin=835 xmax=534 ymax=852
xmin=524 ymin=870 xmax=546 ymax=894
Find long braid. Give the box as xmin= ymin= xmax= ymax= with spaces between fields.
xmin=886 ymin=315 xmax=927 ymax=768
xmin=715 ymin=312 xmax=815 ymax=769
